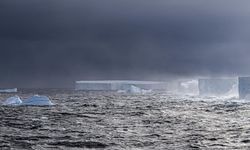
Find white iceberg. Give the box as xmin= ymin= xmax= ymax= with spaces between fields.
xmin=2 ymin=95 xmax=54 ymax=106
xmin=22 ymin=95 xmax=54 ymax=106
xmin=198 ymin=78 xmax=237 ymax=96
xmin=75 ymin=80 xmax=168 ymax=91
xmin=178 ymin=80 xmax=199 ymax=95
xmin=128 ymin=85 xmax=142 ymax=93
xmin=117 ymin=90 xmax=127 ymax=93
xmin=0 ymin=88 xmax=17 ymax=93
xmin=118 ymin=85 xmax=152 ymax=94
xmin=2 ymin=96 xmax=22 ymax=106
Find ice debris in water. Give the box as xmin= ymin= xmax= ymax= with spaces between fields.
xmin=2 ymin=96 xmax=22 ymax=106
xmin=128 ymin=85 xmax=141 ymax=93
xmin=117 ymin=85 xmax=152 ymax=94
xmin=2 ymin=95 xmax=54 ymax=106
xmin=178 ymin=80 xmax=199 ymax=95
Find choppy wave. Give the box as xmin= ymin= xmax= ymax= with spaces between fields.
xmin=1 ymin=89 xmax=250 ymax=149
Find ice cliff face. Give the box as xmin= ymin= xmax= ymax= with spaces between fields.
xmin=75 ymin=80 xmax=168 ymax=91
xmin=198 ymin=78 xmax=237 ymax=96
xmin=239 ymin=77 xmax=250 ymax=99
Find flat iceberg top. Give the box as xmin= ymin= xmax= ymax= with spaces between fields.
xmin=76 ymin=80 xmax=165 ymax=84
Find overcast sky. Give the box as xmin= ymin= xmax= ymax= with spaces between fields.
xmin=0 ymin=0 xmax=250 ymax=88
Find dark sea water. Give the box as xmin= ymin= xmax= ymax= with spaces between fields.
xmin=1 ymin=89 xmax=250 ymax=149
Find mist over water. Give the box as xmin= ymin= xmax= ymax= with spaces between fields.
xmin=1 ymin=89 xmax=250 ymax=149
xmin=1 ymin=0 xmax=250 ymax=149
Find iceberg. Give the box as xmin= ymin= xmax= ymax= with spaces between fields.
xmin=0 ymin=88 xmax=17 ymax=93
xmin=22 ymin=95 xmax=54 ymax=106
xmin=127 ymin=85 xmax=142 ymax=94
xmin=178 ymin=80 xmax=199 ymax=95
xmin=239 ymin=77 xmax=250 ymax=99
xmin=117 ymin=85 xmax=152 ymax=94
xmin=2 ymin=95 xmax=54 ymax=106
xmin=198 ymin=78 xmax=237 ymax=96
xmin=75 ymin=80 xmax=168 ymax=91
xmin=2 ymin=96 xmax=22 ymax=106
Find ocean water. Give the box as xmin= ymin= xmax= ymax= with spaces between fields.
xmin=0 ymin=89 xmax=250 ymax=149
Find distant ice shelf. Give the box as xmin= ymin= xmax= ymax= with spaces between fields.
xmin=75 ymin=80 xmax=168 ymax=91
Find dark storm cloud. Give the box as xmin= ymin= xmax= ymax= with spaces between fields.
xmin=0 ymin=0 xmax=250 ymax=87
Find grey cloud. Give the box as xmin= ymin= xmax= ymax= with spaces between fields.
xmin=0 ymin=0 xmax=250 ymax=87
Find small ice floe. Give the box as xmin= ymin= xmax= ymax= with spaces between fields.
xmin=127 ymin=85 xmax=144 ymax=94
xmin=2 ymin=95 xmax=54 ymax=106
xmin=117 ymin=85 xmax=152 ymax=94
xmin=2 ymin=96 xmax=22 ymax=106
xmin=178 ymin=80 xmax=198 ymax=95
xmin=117 ymin=90 xmax=127 ymax=93
xmin=22 ymin=95 xmax=54 ymax=106
xmin=0 ymin=88 xmax=17 ymax=93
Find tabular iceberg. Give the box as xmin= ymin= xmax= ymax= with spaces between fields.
xmin=198 ymin=78 xmax=237 ymax=96
xmin=2 ymin=96 xmax=22 ymax=106
xmin=0 ymin=88 xmax=17 ymax=93
xmin=239 ymin=77 xmax=250 ymax=99
xmin=75 ymin=80 xmax=168 ymax=91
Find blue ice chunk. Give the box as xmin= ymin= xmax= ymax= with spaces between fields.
xmin=118 ymin=85 xmax=152 ymax=94
xmin=22 ymin=95 xmax=54 ymax=106
xmin=127 ymin=85 xmax=143 ymax=94
xmin=2 ymin=96 xmax=22 ymax=106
